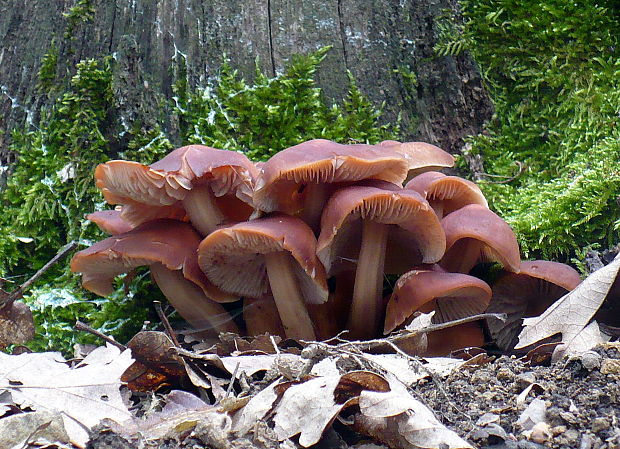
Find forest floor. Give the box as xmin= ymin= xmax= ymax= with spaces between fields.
xmin=85 ymin=341 xmax=620 ymax=449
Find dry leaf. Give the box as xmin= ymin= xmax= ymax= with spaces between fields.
xmin=516 ymin=398 xmax=546 ymax=431
xmin=0 ymin=344 xmax=134 ymax=447
xmin=516 ymin=254 xmax=620 ymax=356
xmin=0 ymin=301 xmax=35 ymax=349
xmin=121 ymin=331 xmax=186 ymax=392
xmin=232 ymin=378 xmax=281 ymax=435
xmin=357 ymin=374 xmax=473 ymax=448
xmin=0 ymin=410 xmax=71 ymax=448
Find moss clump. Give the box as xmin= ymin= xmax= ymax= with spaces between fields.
xmin=1 ymin=48 xmax=397 ymax=353
xmin=174 ymin=47 xmax=396 ymax=161
xmin=442 ymin=0 xmax=620 ymax=260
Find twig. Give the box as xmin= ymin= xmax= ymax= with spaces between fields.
xmin=74 ymin=321 xmax=127 ymax=351
xmin=154 ymin=301 xmax=181 ymax=347
xmin=477 ymin=161 xmax=526 ymax=184
xmin=0 ymin=241 xmax=78 ymax=309
xmin=306 ymin=313 xmax=506 ymax=353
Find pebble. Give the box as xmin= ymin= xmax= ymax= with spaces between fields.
xmin=516 ymin=372 xmax=536 ymax=389
xmin=497 ymin=367 xmax=514 ymax=381
xmin=601 ymin=359 xmax=620 ymax=375
xmin=563 ymin=429 xmax=581 ymax=446
xmin=591 ymin=417 xmax=609 ymax=433
xmin=528 ymin=422 xmax=552 ymax=444
xmin=580 ymin=351 xmax=602 ymax=370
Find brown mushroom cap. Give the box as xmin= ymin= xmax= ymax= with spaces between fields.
xmin=440 ymin=204 xmax=521 ymax=274
xmin=316 ymin=183 xmax=445 ymax=339
xmin=380 ymin=141 xmax=455 ymax=181
xmin=384 ymin=270 xmax=492 ymax=334
xmin=405 ymin=172 xmax=488 ymax=218
xmin=95 ymin=145 xmax=257 ymax=231
xmin=317 ymin=184 xmax=446 ymax=276
xmin=86 ymin=209 xmax=134 ymax=235
xmin=71 ymin=219 xmax=239 ymax=334
xmin=252 ymin=139 xmax=410 ymax=215
xmin=197 ymin=215 xmax=327 ymax=303
xmin=71 ymin=219 xmax=236 ymax=303
xmin=198 ymin=214 xmax=327 ymax=340
xmin=486 ymin=260 xmax=581 ymax=351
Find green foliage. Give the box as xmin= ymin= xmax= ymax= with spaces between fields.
xmin=37 ymin=42 xmax=59 ymax=92
xmin=448 ymin=0 xmax=620 ymax=259
xmin=174 ymin=47 xmax=397 ymax=161
xmin=2 ymin=47 xmax=396 ymax=353
xmin=63 ymin=0 xmax=95 ymax=39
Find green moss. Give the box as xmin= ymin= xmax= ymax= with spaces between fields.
xmin=37 ymin=42 xmax=59 ymax=92
xmin=446 ymin=0 xmax=620 ymax=259
xmin=174 ymin=47 xmax=397 ymax=161
xmin=63 ymin=0 xmax=95 ymax=39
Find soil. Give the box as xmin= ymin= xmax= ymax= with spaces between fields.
xmin=415 ymin=344 xmax=620 ymax=449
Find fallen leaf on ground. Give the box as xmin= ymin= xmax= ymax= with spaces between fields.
xmin=516 ymin=253 xmax=620 ymax=357
xmin=273 ymin=371 xmax=388 ymax=447
xmin=356 ymin=374 xmax=473 ymax=448
xmin=0 ymin=410 xmax=71 ymax=448
xmin=121 ymin=331 xmax=186 ymax=392
xmin=0 ymin=344 xmax=134 ymax=447
xmin=0 ymin=301 xmax=35 ymax=349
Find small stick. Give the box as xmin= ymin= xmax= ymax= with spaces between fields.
xmin=225 ymin=362 xmax=240 ymax=398
xmin=74 ymin=321 xmax=127 ymax=351
xmin=1 ymin=241 xmax=78 ymax=309
xmin=154 ymin=301 xmax=181 ymax=347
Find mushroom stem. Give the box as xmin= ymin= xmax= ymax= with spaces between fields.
xmin=264 ymin=252 xmax=317 ymax=340
xmin=182 ymin=185 xmax=225 ymax=236
xmin=300 ymin=183 xmax=330 ymax=233
xmin=150 ymin=263 xmax=239 ymax=335
xmin=348 ymin=220 xmax=389 ymax=339
xmin=441 ymin=238 xmax=481 ymax=273
xmin=244 ymin=294 xmax=285 ymax=337
xmin=429 ymin=200 xmax=444 ymax=219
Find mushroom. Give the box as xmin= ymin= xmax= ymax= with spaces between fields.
xmin=243 ymin=295 xmax=286 ymax=337
xmin=440 ymin=204 xmax=521 ymax=274
xmin=95 ymin=145 xmax=258 ymax=235
xmin=405 ymin=171 xmax=488 ymax=218
xmin=252 ymin=139 xmax=411 ymax=232
xmin=317 ymin=182 xmax=445 ymax=339
xmin=197 ymin=214 xmax=328 ymax=341
xmin=380 ymin=141 xmax=455 ymax=182
xmin=384 ymin=270 xmax=492 ymax=356
xmin=486 ymin=260 xmax=581 ymax=351
xmin=86 ymin=209 xmax=133 ymax=235
xmin=71 ymin=219 xmax=239 ymax=335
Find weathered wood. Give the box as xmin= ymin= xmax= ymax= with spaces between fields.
xmin=0 ymin=0 xmax=492 ymax=166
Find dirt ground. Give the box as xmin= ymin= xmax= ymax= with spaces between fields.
xmin=415 ymin=345 xmax=620 ymax=449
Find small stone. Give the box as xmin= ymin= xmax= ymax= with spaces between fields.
xmin=497 ymin=367 xmax=514 ymax=381
xmin=516 ymin=372 xmax=536 ymax=388
xmin=529 ymin=422 xmax=552 ymax=444
xmin=564 ymin=429 xmax=581 ymax=446
xmin=560 ymin=412 xmax=579 ymax=425
xmin=580 ymin=351 xmax=602 ymax=370
xmin=601 ymin=358 xmax=620 ymax=375
xmin=551 ymin=425 xmax=567 ymax=436
xmin=591 ymin=417 xmax=609 ymax=433
xmin=472 ymin=370 xmax=492 ymax=383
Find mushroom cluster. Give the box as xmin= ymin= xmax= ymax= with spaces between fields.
xmin=72 ymin=139 xmax=580 ymax=354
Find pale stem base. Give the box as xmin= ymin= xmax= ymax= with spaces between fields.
xmin=182 ymin=185 xmax=225 ymax=236
xmin=150 ymin=263 xmax=239 ymax=335
xmin=265 ymin=251 xmax=317 ymax=340
xmin=347 ymin=220 xmax=389 ymax=340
